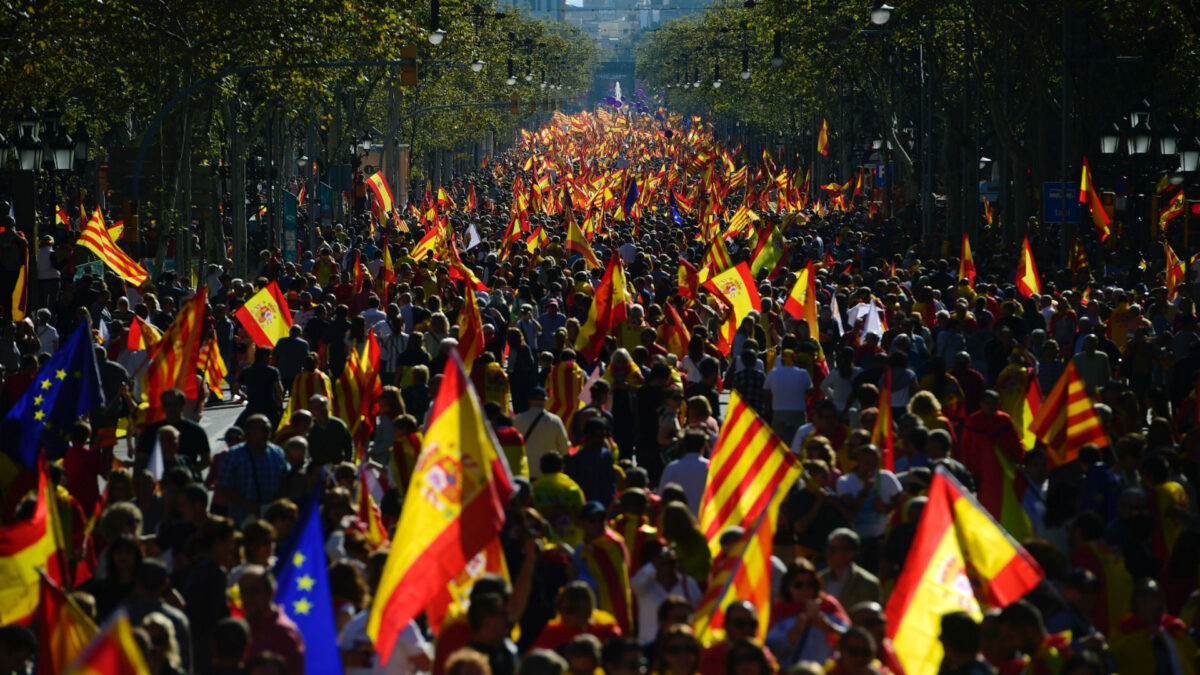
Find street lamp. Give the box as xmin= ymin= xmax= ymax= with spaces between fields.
xmin=296 ymin=155 xmax=309 ymax=171
xmin=15 ymin=107 xmax=42 ymax=173
xmin=1130 ymin=99 xmax=1150 ymax=128
xmin=1160 ymin=124 xmax=1181 ymax=156
xmin=712 ymin=62 xmax=722 ymax=88
xmin=72 ymin=122 xmax=90 ymax=166
xmin=870 ymin=3 xmax=894 ymax=25
xmin=770 ymin=31 xmax=783 ymax=67
xmin=1128 ymin=118 xmax=1152 ymax=155
xmin=428 ymin=0 xmax=445 ymax=45
xmin=1099 ymin=123 xmax=1121 ymax=155
xmin=47 ymin=124 xmax=73 ymax=172
xmin=505 ymin=58 xmax=516 ymax=85
xmin=1180 ymin=136 xmax=1200 ymax=173
xmin=739 ymin=51 xmax=750 ymax=79
xmin=978 ymin=155 xmax=992 ymax=172
xmin=470 ymin=59 xmax=485 ymax=73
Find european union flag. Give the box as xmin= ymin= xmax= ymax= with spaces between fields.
xmin=623 ymin=177 xmax=639 ymax=213
xmin=2 ymin=320 xmax=103 ymax=468
xmin=669 ymin=191 xmax=684 ymax=226
xmin=274 ymin=489 xmax=343 ymax=674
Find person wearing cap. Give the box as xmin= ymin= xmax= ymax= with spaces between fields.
xmin=514 ymin=385 xmax=569 ymax=478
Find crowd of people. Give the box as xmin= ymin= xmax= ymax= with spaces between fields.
xmin=0 ymin=107 xmax=1198 ymax=675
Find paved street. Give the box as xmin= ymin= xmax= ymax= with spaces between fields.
xmin=197 ymin=398 xmax=247 ymax=452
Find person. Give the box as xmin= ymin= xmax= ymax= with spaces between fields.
xmin=137 ymin=388 xmax=212 ymax=473
xmin=763 ymin=348 xmax=812 ymax=443
xmin=766 ymin=557 xmax=849 ymax=667
xmin=238 ymin=565 xmax=305 ymax=673
xmin=997 ymin=600 xmax=1071 ymax=674
xmin=532 ymin=451 xmax=586 ymax=545
xmin=305 ymin=393 xmax=354 ymax=467
xmin=530 ymin=581 xmax=622 ymax=651
xmin=235 ymin=346 xmax=285 ymax=429
xmin=699 ymin=600 xmax=776 ymax=675
xmin=123 ymin=559 xmax=194 ymax=672
xmin=273 ymin=325 xmax=310 ymax=393
xmin=937 ymin=611 xmax=993 ymax=674
xmin=564 ymin=416 xmax=617 ymax=507
xmin=514 ymin=386 xmax=569 ymax=477
xmin=575 ymin=501 xmax=633 ymax=635
xmin=340 ymin=550 xmax=433 ymax=674
xmin=216 ymin=414 xmax=290 ymax=523
xmin=463 ymin=593 xmax=519 ymax=675
xmin=818 ymin=529 xmax=882 ymax=614
xmin=1109 ymin=578 xmax=1199 ymax=674
xmin=658 ymin=427 xmax=710 ymax=517
xmin=630 ymin=540 xmax=702 ymax=647
xmin=835 ymin=445 xmax=900 ymax=571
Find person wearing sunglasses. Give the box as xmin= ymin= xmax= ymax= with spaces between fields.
xmin=848 ymin=602 xmax=902 ymax=675
xmin=651 ymin=625 xmax=701 ymax=675
xmin=765 ymin=558 xmax=850 ymax=668
xmin=830 ymin=627 xmax=881 ymax=675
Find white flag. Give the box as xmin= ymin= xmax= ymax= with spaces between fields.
xmin=465 ymin=224 xmax=482 ymax=251
xmin=148 ymin=437 xmax=165 ymax=481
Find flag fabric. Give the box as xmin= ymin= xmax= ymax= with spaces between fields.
xmin=378 ymin=239 xmax=396 ymax=302
xmin=366 ymin=172 xmax=395 ymax=224
xmin=274 ymin=488 xmax=344 ymax=674
xmin=1020 ymin=376 xmax=1043 ymax=452
xmin=410 ymin=224 xmax=443 ymax=261
xmin=56 ymin=205 xmax=71 ymax=229
xmin=886 ymin=469 xmax=1044 ymax=675
xmin=1069 ymin=236 xmax=1089 ymax=272
xmin=64 ymin=610 xmax=150 ymax=675
xmin=37 ymin=572 xmax=99 ymax=675
xmin=565 ymin=216 xmax=601 ymax=268
xmin=125 ymin=316 xmax=162 ymax=352
xmin=1016 ymin=236 xmax=1041 ymax=298
xmin=545 ymin=361 xmax=587 ymax=431
xmin=141 ymin=290 xmax=206 ymax=426
xmin=427 ymin=537 xmax=510 ymax=634
xmin=698 ymin=389 xmax=803 ymax=557
xmin=1027 ymin=361 xmax=1109 ymax=465
xmin=456 ymin=288 xmax=485 ymax=366
xmin=233 ymin=281 xmax=293 ymax=347
xmin=368 ymin=350 xmax=515 ymax=662
xmin=1079 ymin=157 xmax=1112 ymax=241
xmin=107 ymin=221 xmax=125 ymax=242
xmin=660 ymin=302 xmax=691 ymax=360
xmin=1165 ymin=240 xmax=1185 ymax=301
xmin=11 ymin=249 xmax=27 ymax=321
xmin=702 ymin=262 xmax=761 ymax=355
xmin=0 ymin=460 xmax=66 ymax=626
xmin=748 ymin=224 xmax=784 ymax=278
xmin=467 ymin=183 xmax=478 ymax=212
xmin=699 ymin=237 xmax=733 ymax=281
xmin=693 ymin=504 xmax=775 ymax=645
xmin=76 ymin=209 xmax=148 ymax=286
xmin=817 ymin=118 xmax=829 ymax=156
xmin=575 ymin=255 xmax=631 ymax=363
xmin=1 ymin=320 xmax=104 ymax=468
xmin=983 ymin=197 xmax=995 ymax=227
xmin=1160 ymin=190 xmax=1184 ymax=231
xmin=872 ymin=369 xmax=895 ymax=471
xmin=198 ymin=334 xmax=228 ymax=398
xmin=959 ymin=232 xmax=976 ymax=286
xmin=677 ymin=258 xmax=700 ymax=299
xmin=332 ymin=332 xmax=382 ymax=458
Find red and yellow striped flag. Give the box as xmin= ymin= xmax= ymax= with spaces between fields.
xmin=37 ymin=572 xmax=99 ymax=674
xmin=959 ymin=232 xmax=976 ymax=287
xmin=693 ymin=503 xmax=776 ymax=645
xmin=1027 ymin=361 xmax=1109 ymax=466
xmin=566 ymin=216 xmax=601 ymax=268
xmin=698 ymin=389 xmax=803 ymax=557
xmin=886 ymin=470 xmax=1043 ymax=675
xmin=1160 ymin=190 xmax=1184 ymax=231
xmin=1079 ymin=156 xmax=1112 ymax=241
xmin=332 ymin=332 xmax=382 ymax=458
xmin=77 ymin=209 xmax=148 ymax=286
xmin=1016 ymin=236 xmax=1041 ymax=298
xmin=358 ymin=466 xmax=390 ymax=550
xmin=817 ymin=118 xmax=829 ymax=156
xmin=125 ymin=316 xmax=162 ymax=352
xmin=1069 ymin=235 xmax=1089 ymax=272
xmin=546 ymin=360 xmax=586 ymax=431
xmin=367 ymin=350 xmax=514 ymax=663
xmin=698 ymin=237 xmax=733 ymax=283
xmin=55 ymin=205 xmax=71 ymax=229
xmin=1165 ymin=240 xmax=1185 ymax=301
xmin=233 ymin=281 xmax=292 ymax=347
xmin=198 ymin=333 xmax=228 ymax=398
xmin=0 ymin=460 xmax=66 ymax=626
xmin=575 ymin=255 xmax=631 ymax=363
xmin=11 ymin=249 xmax=27 ymax=321
xmin=141 ymin=290 xmax=206 ymax=426
xmin=677 ymin=258 xmax=700 ymax=300
xmin=455 ymin=286 xmax=484 ymax=367
xmin=660 ymin=302 xmax=691 ymax=360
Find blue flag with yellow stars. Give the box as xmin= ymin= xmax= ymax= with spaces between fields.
xmin=2 ymin=320 xmax=103 ymax=469
xmin=274 ymin=488 xmax=343 ymax=675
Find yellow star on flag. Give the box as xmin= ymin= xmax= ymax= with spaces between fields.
xmin=297 ymin=575 xmax=315 ymax=591
xmin=292 ymin=598 xmax=313 ymax=615
xmin=34 ymin=395 xmax=42 ymax=406
xmin=292 ymin=552 xmax=306 ymax=567
xmin=55 ymin=369 xmax=66 ymax=380
xmin=34 ymin=410 xmax=45 ymax=421
xmin=40 ymin=380 xmax=51 ymax=390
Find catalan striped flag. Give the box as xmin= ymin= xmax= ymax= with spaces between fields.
xmin=378 ymin=237 xmax=396 ymax=303
xmin=140 ymin=290 xmax=206 ymax=426
xmin=64 ymin=610 xmax=149 ymax=675
xmin=1079 ymin=157 xmax=1112 ymax=241
xmin=410 ymin=222 xmax=443 ymax=261
xmin=1016 ymin=236 xmax=1041 ymax=298
xmin=698 ymin=389 xmax=803 ymax=558
xmin=959 ymin=232 xmax=976 ymax=286
xmin=77 ymin=209 xmax=148 ymax=286
xmin=575 ymin=255 xmax=631 ymax=363
xmin=1027 ymin=361 xmax=1109 ymax=466
xmin=456 ymin=287 xmax=485 ymax=367
xmin=198 ymin=333 xmax=228 ymax=398
xmin=581 ymin=527 xmax=633 ymax=634
xmin=1165 ymin=240 xmax=1185 ymax=301
xmin=546 ymin=360 xmax=587 ymax=431
xmin=693 ymin=502 xmax=775 ymax=645
xmin=277 ymin=370 xmax=332 ymax=439
xmin=748 ymin=223 xmax=785 ymax=279
xmin=872 ymin=368 xmax=895 ymax=471
xmin=366 ymin=171 xmax=395 ymax=224
xmin=0 ymin=459 xmax=66 ymax=626
xmin=126 ymin=316 xmax=162 ymax=352
xmin=886 ymin=469 xmax=1043 ymax=675
xmin=332 ymin=332 xmax=381 ymax=459
xmin=698 ymin=237 xmax=733 ymax=283
xmin=817 ymin=118 xmax=829 ymax=156
xmin=367 ymin=350 xmax=514 ymax=663
xmin=702 ymin=262 xmax=761 ymax=355
xmin=56 ymin=205 xmax=72 ymax=229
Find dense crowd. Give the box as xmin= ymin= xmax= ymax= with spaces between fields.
xmin=0 ymin=108 xmax=1198 ymax=675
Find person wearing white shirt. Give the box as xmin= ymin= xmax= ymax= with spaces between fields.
xmin=659 ymin=429 xmax=710 ymax=516
xmin=630 ymin=542 xmax=702 ymax=646
xmin=763 ymin=350 xmax=812 ymax=445
xmin=360 ymin=295 xmax=387 ymax=330
xmin=513 ymin=387 xmax=570 ymax=478
xmin=835 ymin=445 xmax=901 ymax=571
xmin=33 ymin=309 xmax=58 ymax=354
xmin=340 ymin=611 xmax=432 ymax=675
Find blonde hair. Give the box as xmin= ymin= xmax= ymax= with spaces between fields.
xmin=907 ymin=390 xmax=942 ymax=417
xmin=142 ymin=612 xmax=181 ymax=669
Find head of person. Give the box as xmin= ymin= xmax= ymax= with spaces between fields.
xmin=578 ymin=501 xmax=607 ymax=541
xmin=656 ymin=625 xmax=701 ymax=675
xmin=980 ymin=389 xmax=1001 ymax=415
xmin=528 ymin=386 xmax=547 ymax=409
xmin=160 ymin=388 xmax=186 ymax=420
xmin=781 ymin=557 xmax=823 ymax=604
xmin=997 ymin=599 xmax=1047 ymax=656
xmin=849 ymin=601 xmax=887 ymax=646
xmin=243 ymin=414 xmax=272 ymax=449
xmin=825 ymin=528 xmax=861 ymax=574
xmin=517 ymin=649 xmax=568 ymax=675
xmin=723 ymin=600 xmax=760 ymax=642
xmin=725 ymin=639 xmax=771 ymax=675
xmin=555 ymin=581 xmax=597 ymax=629
xmin=307 ymin=394 xmax=330 ymax=421
xmin=939 ymin=611 xmax=982 ymax=667
xmin=236 ymin=565 xmax=277 ymax=620
xmin=854 ymin=444 xmax=881 ymax=480
xmin=466 ymin=592 xmax=509 ymax=645
xmin=1132 ymin=577 xmax=1167 ymax=626
xmin=836 ymin=627 xmax=878 ymax=674
xmin=600 ymin=638 xmax=644 ymax=675
xmin=563 ymin=635 xmax=602 ymax=675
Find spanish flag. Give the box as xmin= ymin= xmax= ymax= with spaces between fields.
xmin=565 ymin=216 xmax=601 ymax=268
xmin=817 ymin=118 xmax=829 ymax=156
xmin=782 ymin=261 xmax=819 ymax=329
xmin=575 ymin=255 xmax=631 ymax=363
xmin=56 ymin=205 xmax=72 ymax=229
xmin=1078 ymin=156 xmax=1111 ymax=241
xmin=233 ymin=281 xmax=292 ymax=347
xmin=37 ymin=572 xmax=99 ymax=674
xmin=1160 ymin=189 xmax=1184 ymax=231
xmin=1027 ymin=361 xmax=1109 ymax=466
xmin=125 ymin=316 xmax=162 ymax=352
xmin=660 ymin=302 xmax=691 ymax=361
xmin=64 ymin=610 xmax=149 ymax=675
xmin=677 ymin=257 xmax=700 ymax=299
xmin=411 ymin=222 xmax=443 ymax=261
xmin=1166 ymin=240 xmax=1185 ymax=301
xmin=748 ymin=223 xmax=785 ymax=278
xmin=703 ymin=262 xmax=761 ymax=355
xmin=77 ymin=209 xmax=148 ymax=286
xmin=1016 ymin=236 xmax=1041 ymax=298
xmin=0 ymin=459 xmax=66 ymax=626
xmin=886 ymin=469 xmax=1044 ymax=675
xmin=872 ymin=368 xmax=895 ymax=471
xmin=959 ymin=232 xmax=976 ymax=287
xmin=366 ymin=171 xmax=395 ymax=224
xmin=367 ymin=351 xmax=514 ymax=663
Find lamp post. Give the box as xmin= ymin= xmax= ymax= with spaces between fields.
xmin=870 ymin=3 xmax=894 ymax=26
